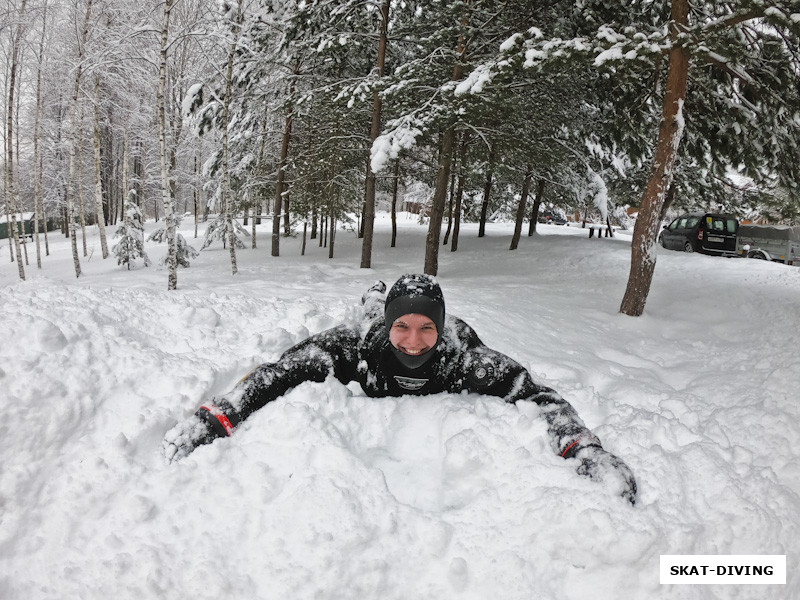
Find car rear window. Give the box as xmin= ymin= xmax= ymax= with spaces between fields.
xmin=705 ymin=216 xmax=738 ymax=233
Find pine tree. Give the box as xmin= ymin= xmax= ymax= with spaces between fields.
xmin=112 ymin=199 xmax=150 ymax=269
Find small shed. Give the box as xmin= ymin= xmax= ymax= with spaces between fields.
xmin=0 ymin=212 xmax=58 ymax=240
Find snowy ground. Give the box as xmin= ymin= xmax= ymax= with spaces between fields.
xmin=1 ymin=213 xmax=797 ymax=599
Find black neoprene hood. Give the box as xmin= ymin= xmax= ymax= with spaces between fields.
xmin=384 ymin=274 xmax=445 ymax=369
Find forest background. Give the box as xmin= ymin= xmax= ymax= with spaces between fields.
xmin=2 ymin=0 xmax=799 ymax=314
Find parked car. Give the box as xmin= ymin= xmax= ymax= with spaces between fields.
xmin=736 ymin=224 xmax=800 ymax=265
xmin=537 ymin=212 xmax=567 ymax=225
xmin=659 ymin=212 xmax=739 ymax=256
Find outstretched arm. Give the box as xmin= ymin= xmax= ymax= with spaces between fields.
xmin=163 ymin=325 xmax=361 ymax=462
xmin=461 ymin=346 xmax=637 ymax=504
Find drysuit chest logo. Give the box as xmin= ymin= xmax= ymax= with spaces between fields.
xmin=393 ymin=376 xmax=429 ymax=391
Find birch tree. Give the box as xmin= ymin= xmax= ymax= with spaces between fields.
xmin=157 ymin=0 xmax=178 ymax=289
xmin=220 ymin=0 xmax=244 ymax=275
xmin=5 ymin=0 xmax=29 ymax=280
xmin=65 ymin=0 xmax=93 ymax=278
xmin=92 ymin=76 xmax=108 ymax=258
xmin=32 ymin=0 xmax=50 ymax=269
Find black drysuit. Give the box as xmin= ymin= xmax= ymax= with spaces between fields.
xmin=167 ymin=291 xmax=637 ymax=503
xmin=202 ymin=310 xmax=600 ymax=460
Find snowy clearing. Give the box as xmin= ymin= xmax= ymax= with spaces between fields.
xmin=1 ymin=214 xmax=798 ymax=599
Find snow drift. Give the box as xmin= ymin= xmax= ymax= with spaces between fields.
xmin=1 ymin=215 xmax=797 ymax=599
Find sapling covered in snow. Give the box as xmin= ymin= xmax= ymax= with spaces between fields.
xmin=148 ymin=215 xmax=198 ymax=267
xmin=201 ymin=214 xmax=250 ymax=250
xmin=112 ymin=200 xmax=150 ymax=269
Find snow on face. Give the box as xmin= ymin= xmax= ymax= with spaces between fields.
xmin=1 ymin=214 xmax=799 ymax=599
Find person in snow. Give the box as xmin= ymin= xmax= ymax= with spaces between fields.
xmin=163 ymin=274 xmax=637 ymax=504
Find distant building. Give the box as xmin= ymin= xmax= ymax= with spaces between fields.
xmin=0 ymin=212 xmax=59 ymax=240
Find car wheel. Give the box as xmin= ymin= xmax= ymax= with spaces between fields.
xmin=659 ymin=235 xmax=667 ymax=248
xmin=683 ymin=242 xmax=694 ymax=253
xmin=748 ymin=250 xmax=767 ymax=260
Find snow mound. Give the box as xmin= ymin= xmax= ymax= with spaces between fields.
xmin=1 ymin=219 xmax=798 ymax=599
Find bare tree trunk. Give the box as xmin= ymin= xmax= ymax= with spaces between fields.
xmin=251 ymin=203 xmax=256 ymax=247
xmin=193 ymin=155 xmax=199 ymax=238
xmin=478 ymin=143 xmax=495 ymax=238
xmin=272 ymin=70 xmax=296 ymax=257
xmin=221 ymin=0 xmax=244 ymax=276
xmin=15 ymin=192 xmax=29 ymax=266
xmin=65 ymin=0 xmax=93 ymax=278
xmin=620 ymin=0 xmax=689 ymax=317
xmin=77 ymin=112 xmax=88 ymax=257
xmin=282 ymin=195 xmax=291 ymax=235
xmin=360 ymin=0 xmax=390 ymax=269
xmin=32 ymin=0 xmax=48 ymax=269
xmin=659 ymin=182 xmax=676 ymax=223
xmin=122 ymin=114 xmax=130 ymax=212
xmin=43 ymin=200 xmax=50 ymax=256
xmin=11 ymin=217 xmax=25 ymax=279
xmin=450 ymin=136 xmax=468 ymax=253
xmin=328 ymin=201 xmax=336 ymax=259
xmin=390 ymin=158 xmax=399 ymax=248
xmin=424 ymin=129 xmax=454 ymax=275
xmin=528 ymin=178 xmax=545 ymax=236
xmin=5 ymin=0 xmax=29 ymax=279
xmin=4 ymin=134 xmax=11 ymax=264
xmin=254 ymin=105 xmax=268 ymax=231
xmin=133 ymin=140 xmax=143 ymax=208
xmin=158 ymin=0 xmax=178 ymax=289
xmin=425 ymin=14 xmax=468 ymax=275
xmin=310 ymin=203 xmax=317 ymax=239
xmin=93 ymin=78 xmax=109 ymax=258
xmin=5 ymin=197 xmax=12 ymax=263
xmin=102 ymin=118 xmax=115 ymax=225
xmin=510 ymin=166 xmax=533 ymax=251
xmin=443 ymin=164 xmax=456 ymax=245
xmin=272 ymin=110 xmax=292 ymax=256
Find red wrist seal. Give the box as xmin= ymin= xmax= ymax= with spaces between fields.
xmin=561 ymin=439 xmax=582 ymax=458
xmin=200 ymin=404 xmax=234 ymax=436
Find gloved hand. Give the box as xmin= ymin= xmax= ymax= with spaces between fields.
xmin=361 ymin=280 xmax=387 ymax=304
xmin=575 ymin=445 xmax=637 ymax=505
xmin=162 ymin=413 xmax=222 ymax=463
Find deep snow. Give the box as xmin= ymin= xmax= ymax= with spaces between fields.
xmin=0 ymin=214 xmax=797 ymax=599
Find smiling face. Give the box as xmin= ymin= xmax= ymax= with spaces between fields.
xmin=389 ymin=313 xmax=438 ymax=357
